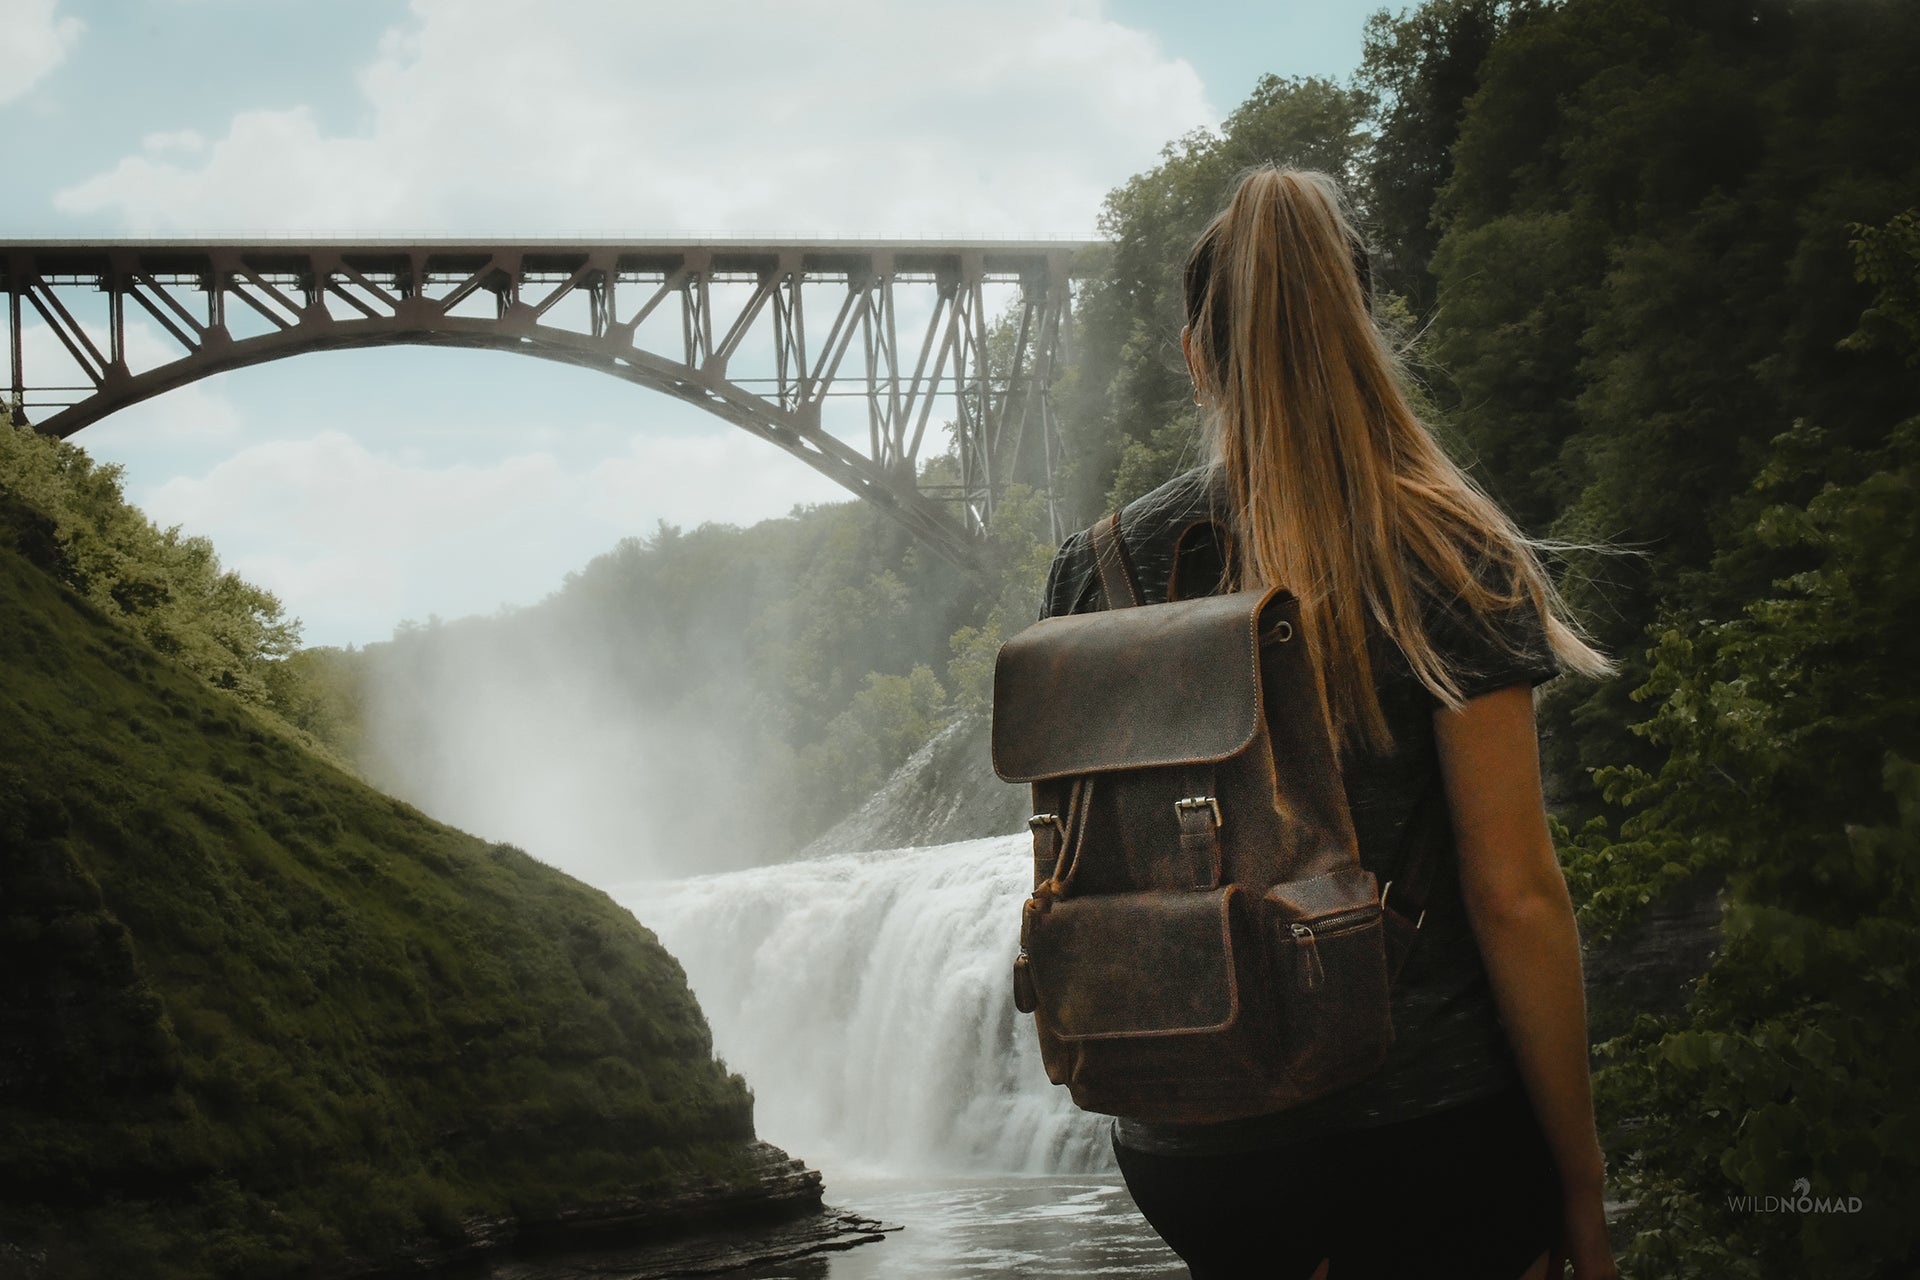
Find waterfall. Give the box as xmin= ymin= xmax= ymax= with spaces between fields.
xmin=613 ymin=835 xmax=1114 ymax=1176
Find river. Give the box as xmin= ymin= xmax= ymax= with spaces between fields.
xmin=611 ymin=836 xmax=1187 ymax=1278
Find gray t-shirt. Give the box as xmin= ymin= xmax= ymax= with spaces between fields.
xmin=1036 ymin=466 xmax=1561 ymax=1156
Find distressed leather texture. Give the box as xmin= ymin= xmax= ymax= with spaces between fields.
xmin=1263 ymin=864 xmax=1382 ymax=920
xmin=1027 ymin=887 xmax=1242 ymax=1040
xmin=993 ymin=513 xmax=1401 ymax=1124
xmin=991 ymin=590 xmax=1268 ymax=783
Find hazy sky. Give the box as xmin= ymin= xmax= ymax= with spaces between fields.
xmin=5 ymin=0 xmax=1391 ymax=647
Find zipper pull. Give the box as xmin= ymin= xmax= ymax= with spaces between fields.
xmin=1290 ymin=923 xmax=1325 ymax=991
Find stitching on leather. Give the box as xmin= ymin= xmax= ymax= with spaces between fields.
xmin=1040 ymin=887 xmax=1243 ymax=1042
xmin=994 ymin=592 xmax=1272 ymax=781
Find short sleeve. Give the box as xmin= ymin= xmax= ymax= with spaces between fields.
xmin=1421 ymin=575 xmax=1562 ymax=704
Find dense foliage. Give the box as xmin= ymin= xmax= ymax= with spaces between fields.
xmin=1402 ymin=3 xmax=1917 ymax=1274
xmin=0 ymin=489 xmax=758 ymax=1278
xmin=0 ymin=413 xmax=299 ymax=706
xmin=1424 ymin=0 xmax=1919 ymax=806
xmin=1560 ymin=415 xmax=1918 ymax=1276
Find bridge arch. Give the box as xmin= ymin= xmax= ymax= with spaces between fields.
xmin=3 ymin=240 xmax=1083 ymax=567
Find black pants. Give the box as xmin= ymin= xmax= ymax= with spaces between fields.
xmin=1112 ymin=1086 xmax=1563 ymax=1279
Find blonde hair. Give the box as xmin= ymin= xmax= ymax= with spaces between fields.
xmin=1183 ymin=166 xmax=1612 ymax=751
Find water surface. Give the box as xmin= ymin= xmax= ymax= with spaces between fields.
xmin=803 ymin=1175 xmax=1183 ymax=1278
xmin=612 ymin=838 xmax=1187 ymax=1276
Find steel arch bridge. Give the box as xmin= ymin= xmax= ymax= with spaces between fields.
xmin=2 ymin=238 xmax=1086 ymax=568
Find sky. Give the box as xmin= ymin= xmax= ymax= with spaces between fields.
xmin=4 ymin=0 xmax=1393 ymax=648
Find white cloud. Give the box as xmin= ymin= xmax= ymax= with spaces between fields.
xmin=0 ymin=0 xmax=83 ymax=107
xmin=138 ymin=128 xmax=208 ymax=154
xmin=139 ymin=426 xmax=848 ymax=645
xmin=53 ymin=0 xmax=1211 ymax=236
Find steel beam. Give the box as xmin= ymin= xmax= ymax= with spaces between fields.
xmin=1 ymin=239 xmax=1082 ymax=571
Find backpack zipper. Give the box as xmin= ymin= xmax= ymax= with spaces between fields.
xmin=1287 ymin=906 xmax=1380 ymax=992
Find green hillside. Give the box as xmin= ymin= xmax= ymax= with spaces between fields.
xmin=0 ymin=493 xmax=760 ymax=1277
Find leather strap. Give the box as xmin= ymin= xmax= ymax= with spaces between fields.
xmin=1174 ymin=766 xmax=1224 ymax=890
xmin=1053 ymin=776 xmax=1093 ymax=896
xmin=1167 ymin=518 xmax=1231 ymax=603
xmin=1031 ymin=776 xmax=1094 ymax=903
xmin=1089 ymin=512 xmax=1143 ymax=609
xmin=1382 ymin=780 xmax=1444 ymax=982
xmin=1092 ymin=512 xmax=1228 ymax=890
xmin=1028 ymin=811 xmax=1064 ymax=888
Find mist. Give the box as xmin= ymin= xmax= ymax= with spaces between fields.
xmin=356 ymin=599 xmax=781 ymax=886
xmin=359 ymin=630 xmax=769 ymax=886
xmin=347 ymin=506 xmax=975 ymax=887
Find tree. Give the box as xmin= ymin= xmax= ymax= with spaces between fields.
xmin=1057 ymin=75 xmax=1374 ymax=519
xmin=1551 ymin=197 xmax=1920 ymax=1278
xmin=1843 ymin=210 xmax=1920 ymax=366
xmin=1424 ymin=0 xmax=1920 ymax=813
xmin=1559 ymin=416 xmax=1920 ymax=1278
xmin=1356 ymin=0 xmax=1538 ymax=315
xmin=0 ymin=410 xmax=300 ymax=705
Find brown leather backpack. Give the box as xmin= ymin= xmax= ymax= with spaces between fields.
xmin=990 ymin=513 xmax=1435 ymax=1124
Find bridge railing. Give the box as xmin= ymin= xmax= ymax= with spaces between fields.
xmin=3 ymin=238 xmax=1089 ymax=567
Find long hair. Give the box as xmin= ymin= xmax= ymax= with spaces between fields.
xmin=1183 ymin=166 xmax=1611 ymax=751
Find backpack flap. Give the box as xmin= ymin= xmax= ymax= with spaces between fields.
xmin=991 ymin=587 xmax=1283 ymax=783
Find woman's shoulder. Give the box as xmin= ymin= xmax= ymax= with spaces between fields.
xmin=1405 ymin=546 xmax=1563 ymax=703
xmin=1040 ymin=466 xmax=1226 ymax=618
xmin=1117 ymin=465 xmax=1224 ymax=543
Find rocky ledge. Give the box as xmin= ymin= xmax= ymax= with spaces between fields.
xmin=801 ymin=716 xmax=1027 ymax=857
xmin=471 ymin=1207 xmax=896 ymax=1279
xmin=375 ymin=1142 xmax=895 ymax=1278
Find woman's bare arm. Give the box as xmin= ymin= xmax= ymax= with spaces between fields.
xmin=1434 ymin=684 xmax=1616 ymax=1276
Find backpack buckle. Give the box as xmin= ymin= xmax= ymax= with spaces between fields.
xmin=1029 ymin=813 xmax=1070 ymax=889
xmin=1174 ymin=795 xmax=1222 ymax=828
xmin=1174 ymin=796 xmax=1223 ymax=889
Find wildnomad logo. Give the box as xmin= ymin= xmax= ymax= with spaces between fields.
xmin=1727 ymin=1177 xmax=1863 ymax=1215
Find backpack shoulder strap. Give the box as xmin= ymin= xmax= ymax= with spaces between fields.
xmin=1088 ymin=512 xmax=1143 ymax=609
xmin=1168 ymin=518 xmax=1231 ymax=602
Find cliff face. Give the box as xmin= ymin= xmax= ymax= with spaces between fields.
xmin=1581 ymin=872 xmax=1726 ymax=1041
xmin=0 ymin=504 xmax=821 ymax=1279
xmin=800 ymin=717 xmax=1029 ymax=857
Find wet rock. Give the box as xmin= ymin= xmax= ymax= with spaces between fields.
xmin=474 ymin=1208 xmax=897 ymax=1278
xmin=800 ymin=717 xmax=1027 ymax=857
xmin=1582 ymin=871 xmax=1726 ymax=1041
xmin=373 ymin=1143 xmax=894 ymax=1279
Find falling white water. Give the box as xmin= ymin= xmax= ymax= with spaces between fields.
xmin=612 ymin=835 xmax=1114 ymax=1176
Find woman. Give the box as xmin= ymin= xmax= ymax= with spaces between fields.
xmin=1037 ymin=167 xmax=1618 ymax=1278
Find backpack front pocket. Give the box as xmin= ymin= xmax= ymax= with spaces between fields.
xmin=1019 ymin=885 xmax=1294 ymax=1119
xmin=1261 ymin=866 xmax=1393 ymax=1091
xmin=1025 ymin=886 xmax=1243 ymax=1041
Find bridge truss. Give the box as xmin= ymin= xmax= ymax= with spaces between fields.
xmin=1 ymin=239 xmax=1083 ymax=567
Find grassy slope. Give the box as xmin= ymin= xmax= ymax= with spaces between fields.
xmin=0 ymin=497 xmax=757 ymax=1278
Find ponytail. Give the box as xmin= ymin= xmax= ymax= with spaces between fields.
xmin=1183 ymin=167 xmax=1611 ymax=751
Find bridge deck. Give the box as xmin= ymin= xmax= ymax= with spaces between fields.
xmin=3 ymin=238 xmax=1094 ymax=568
